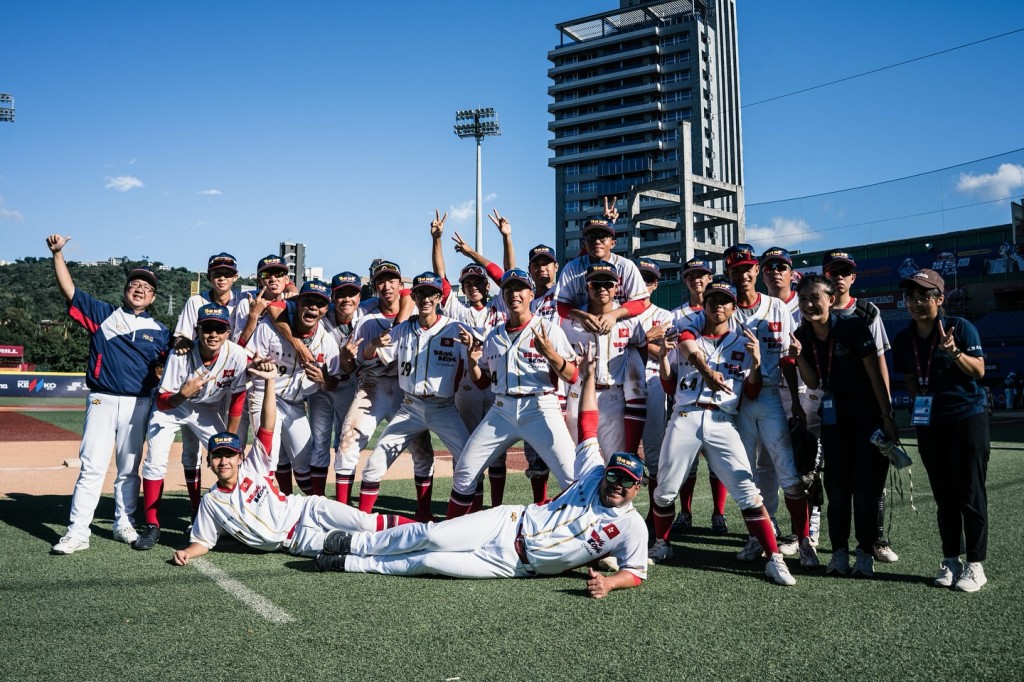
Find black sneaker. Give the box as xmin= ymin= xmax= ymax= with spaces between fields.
xmin=322 ymin=530 xmax=353 ymax=556
xmin=315 ymin=551 xmax=346 ymax=572
xmin=133 ymin=524 xmax=161 ymax=551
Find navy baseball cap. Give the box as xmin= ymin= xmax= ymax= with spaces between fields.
xmin=196 ymin=303 xmax=231 ymax=327
xmin=724 ymin=243 xmax=758 ymax=269
xmin=411 ymin=272 xmax=444 ymax=294
xmin=606 ymin=452 xmax=645 ymax=482
xmin=331 ymin=271 xmax=362 ymax=293
xmin=459 ymin=264 xmax=488 ymax=283
xmin=127 ymin=267 xmax=158 ymax=288
xmin=299 ymin=279 xmax=331 ymax=304
xmin=529 ymin=245 xmax=556 ymax=264
xmin=822 ymin=250 xmax=857 ymax=271
xmin=499 ymin=268 xmax=534 ymax=290
xmin=704 ymin=277 xmax=738 ymax=303
xmin=257 ymin=255 xmax=289 ymax=275
xmin=759 ymin=246 xmax=792 ymax=267
xmin=682 ymin=258 xmax=713 ymax=277
xmin=371 ymin=260 xmax=402 ymax=284
xmin=899 ymin=268 xmax=945 ymax=294
xmin=582 ymin=219 xmax=615 ymax=238
xmin=585 ymin=261 xmax=619 ymax=283
xmin=207 ymin=252 xmax=238 ymax=274
xmin=636 ymin=257 xmax=661 ymax=280
xmin=208 ymin=431 xmax=242 ymax=455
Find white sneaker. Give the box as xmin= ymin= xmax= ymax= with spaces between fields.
xmin=670 ymin=511 xmax=692 ymax=533
xmin=51 ymin=535 xmax=89 ymax=555
xmin=955 ymin=562 xmax=987 ymax=592
xmin=765 ymin=553 xmax=796 ymax=586
xmin=799 ymin=537 xmax=821 ymax=568
xmin=934 ymin=557 xmax=963 ymax=588
xmin=113 ymin=526 xmax=139 ymax=545
xmin=736 ymin=536 xmax=764 ymax=562
xmin=851 ymin=548 xmax=875 ymax=578
xmin=826 ymin=548 xmax=850 ymax=576
xmin=778 ymin=533 xmax=799 ymax=557
xmin=597 ymin=556 xmax=619 ymax=572
xmin=647 ymin=539 xmax=673 ymax=565
xmin=873 ymin=542 xmax=899 ymax=563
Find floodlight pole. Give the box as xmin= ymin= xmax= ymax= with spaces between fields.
xmin=454 ymin=108 xmax=500 ymax=252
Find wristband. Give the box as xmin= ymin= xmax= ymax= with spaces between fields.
xmin=952 ymin=348 xmax=963 ymax=359
xmin=557 ymin=358 xmax=567 ymax=373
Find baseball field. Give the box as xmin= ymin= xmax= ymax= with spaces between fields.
xmin=2 ymin=398 xmax=1022 ymax=680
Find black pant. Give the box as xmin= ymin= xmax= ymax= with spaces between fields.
xmin=821 ymin=421 xmax=890 ymax=554
xmin=917 ymin=411 xmax=990 ymax=562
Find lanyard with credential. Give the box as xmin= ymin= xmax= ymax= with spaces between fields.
xmin=809 ymin=335 xmax=834 ymax=393
xmin=912 ymin=332 xmax=940 ymax=394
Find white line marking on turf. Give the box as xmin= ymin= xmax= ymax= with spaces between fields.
xmin=192 ymin=557 xmax=295 ymax=623
xmin=0 ymin=466 xmax=69 ymax=471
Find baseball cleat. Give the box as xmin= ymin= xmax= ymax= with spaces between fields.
xmin=670 ymin=511 xmax=692 ymax=533
xmin=765 ymin=553 xmax=796 ymax=586
xmin=597 ymin=556 xmax=619 ymax=572
xmin=955 ymin=562 xmax=987 ymax=593
xmin=647 ymin=539 xmax=673 ymax=565
xmin=851 ymin=549 xmax=874 ymax=578
xmin=51 ymin=535 xmax=89 ymax=555
xmin=710 ymin=514 xmax=728 ymax=535
xmin=736 ymin=536 xmax=763 ymax=562
xmin=934 ymin=557 xmax=963 ymax=588
xmin=113 ymin=526 xmax=139 ymax=545
xmin=873 ymin=541 xmax=899 ymax=563
xmin=315 ymin=551 xmax=347 ymax=572
xmin=826 ymin=548 xmax=850 ymax=576
xmin=132 ymin=524 xmax=161 ymax=551
xmin=777 ymin=533 xmax=799 ymax=557
xmin=798 ymin=537 xmax=820 ymax=568
xmin=322 ymin=530 xmax=354 ymax=556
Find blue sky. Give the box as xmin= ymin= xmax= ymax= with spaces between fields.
xmin=2 ymin=1 xmax=1022 ymax=277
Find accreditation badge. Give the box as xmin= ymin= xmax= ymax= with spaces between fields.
xmin=911 ymin=395 xmax=933 ymax=426
xmin=820 ymin=393 xmax=837 ymax=426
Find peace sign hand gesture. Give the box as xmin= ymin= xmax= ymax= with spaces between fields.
xmin=937 ymin=319 xmax=959 ymax=357
xmin=431 ymin=209 xmax=447 ymax=239
xmin=488 ymin=209 xmax=511 ymax=236
xmin=743 ymin=328 xmax=761 ymax=370
xmin=602 ymin=196 xmax=619 ymax=224
xmin=179 ymin=369 xmax=216 ymax=399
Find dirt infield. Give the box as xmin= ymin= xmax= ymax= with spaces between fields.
xmin=0 ymin=412 xmax=81 ymax=441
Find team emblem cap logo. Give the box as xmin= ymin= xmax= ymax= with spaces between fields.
xmin=499 ymin=268 xmax=534 ymax=290
xmin=208 ymin=432 xmax=242 ymax=454
xmin=585 ymin=261 xmax=619 ymax=282
xmin=637 ymin=257 xmax=661 ymax=279
xmin=822 ymin=250 xmax=857 ymax=270
xmin=127 ymin=267 xmax=158 ymax=288
xmin=606 ymin=452 xmax=644 ymax=481
xmin=682 ymin=258 xmax=713 ymax=276
xmin=197 ymin=303 xmax=230 ymax=325
xmin=459 ymin=264 xmax=487 ymax=283
xmin=529 ymin=245 xmax=556 ymax=263
xmin=724 ymin=243 xmax=758 ymax=269
xmin=257 ymin=255 xmax=288 ymax=274
xmin=899 ymin=267 xmax=944 ymax=293
xmin=412 ymin=272 xmax=443 ymax=293
xmin=759 ymin=247 xmax=792 ymax=266
xmin=371 ymin=261 xmax=402 ymax=283
xmin=299 ymin=279 xmax=331 ymax=303
xmin=207 ymin=252 xmax=238 ymax=273
xmin=582 ymin=219 xmax=615 ymax=237
xmin=331 ymin=272 xmax=362 ymax=292
xmin=705 ymin=277 xmax=738 ymax=302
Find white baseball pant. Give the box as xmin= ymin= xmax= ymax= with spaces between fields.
xmin=640 ymin=375 xmax=666 ymax=476
xmin=287 ymin=495 xmax=384 ymax=557
xmin=142 ymin=405 xmax=225 ymax=480
xmin=736 ymin=387 xmax=802 ymax=511
xmin=363 ymin=395 xmax=468 ymax=482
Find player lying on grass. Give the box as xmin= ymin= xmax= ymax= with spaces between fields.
xmin=171 ymin=362 xmax=415 ymax=566
xmin=314 ymin=347 xmax=650 ymax=599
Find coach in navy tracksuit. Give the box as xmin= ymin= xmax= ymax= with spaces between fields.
xmin=47 ymin=234 xmax=170 ymax=555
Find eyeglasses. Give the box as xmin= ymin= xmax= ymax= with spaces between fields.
xmin=198 ymin=323 xmax=230 ymax=334
xmin=903 ymin=295 xmax=937 ymax=306
xmin=208 ymin=269 xmax=236 ymax=279
xmin=588 ymin=281 xmax=616 ymax=290
xmin=127 ymin=281 xmax=155 ymax=293
xmin=604 ymin=471 xmax=638 ymax=489
xmin=260 ymin=270 xmax=288 ymax=280
xmin=584 ymin=233 xmax=613 ymax=244
xmin=763 ymin=263 xmax=790 ymax=272
xmin=825 ymin=268 xmax=854 ymax=279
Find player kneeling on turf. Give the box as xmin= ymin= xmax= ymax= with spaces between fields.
xmin=171 ymin=362 xmax=414 ymax=566
xmin=314 ymin=347 xmax=650 ymax=599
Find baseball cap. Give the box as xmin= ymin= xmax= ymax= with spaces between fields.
xmin=196 ymin=303 xmax=231 ymax=326
xmin=529 ymin=244 xmax=556 ymax=264
xmin=257 ymin=255 xmax=289 ymax=275
xmin=582 ymin=219 xmax=615 ymax=238
xmin=298 ymin=279 xmax=331 ymax=304
xmin=585 ymin=261 xmax=619 ymax=283
xmin=127 ymin=267 xmax=158 ymax=288
xmin=207 ymin=252 xmax=238 ymax=274
xmin=724 ymin=243 xmax=758 ymax=269
xmin=605 ymin=452 xmax=645 ymax=482
xmin=371 ymin=260 xmax=402 ymax=284
xmin=331 ymin=271 xmax=362 ymax=293
xmin=704 ymin=277 xmax=738 ymax=303
xmin=759 ymin=246 xmax=792 ymax=267
xmin=499 ymin=268 xmax=534 ymax=290
xmin=208 ymin=431 xmax=242 ymax=455
xmin=899 ymin=268 xmax=945 ymax=294
xmin=459 ymin=264 xmax=488 ymax=283
xmin=682 ymin=257 xmax=713 ymax=277
xmin=411 ymin=271 xmax=444 ymax=294
xmin=822 ymin=250 xmax=857 ymax=271
xmin=636 ymin=257 xmax=661 ymax=280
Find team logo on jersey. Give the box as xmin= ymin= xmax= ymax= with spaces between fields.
xmin=91 ymin=398 xmax=102 ymax=405
xmin=725 ymin=363 xmax=743 ymax=377
xmin=222 ymin=369 xmax=236 ymax=378
xmin=441 ymin=337 xmax=455 ymax=347
xmin=731 ymin=351 xmax=745 ymax=361
xmin=510 ymin=511 xmax=518 ymax=522
xmin=604 ymin=523 xmax=620 ymax=539
xmin=569 ymin=391 xmax=578 ymax=399
xmin=767 ymin=322 xmax=782 ymax=333
xmin=240 ymin=477 xmax=253 ymax=492
xmin=116 ymin=323 xmax=127 ymax=332
xmin=528 ymin=339 xmax=536 ymax=348
xmin=618 ymin=328 xmax=629 ymax=338
xmin=587 ymin=530 xmax=606 ymax=553
xmin=316 ymin=353 xmax=324 ymax=363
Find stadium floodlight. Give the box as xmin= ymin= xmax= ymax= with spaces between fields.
xmin=454 ymin=107 xmax=501 ymax=252
xmin=0 ymin=94 xmax=13 ymax=123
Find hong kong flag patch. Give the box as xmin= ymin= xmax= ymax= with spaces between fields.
xmin=240 ymin=477 xmax=253 ymax=492
xmin=767 ymin=322 xmax=782 ymax=333
xmin=618 ymin=327 xmax=629 ymax=338
xmin=441 ymin=337 xmax=455 ymax=347
xmin=731 ymin=351 xmax=745 ymax=361
xmin=604 ymin=523 xmax=620 ymax=539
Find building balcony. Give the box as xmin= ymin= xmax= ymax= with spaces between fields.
xmin=550 ymin=102 xmax=662 ymax=130
xmin=550 ymin=121 xmax=662 ymax=148
xmin=549 ymin=82 xmax=662 ymax=112
xmin=548 ymin=63 xmax=661 ymax=95
xmin=548 ymin=44 xmax=661 ymax=76
xmin=549 ymin=140 xmax=664 ymax=167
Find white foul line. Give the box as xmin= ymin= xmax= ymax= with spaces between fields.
xmin=191 ymin=557 xmax=295 ymax=623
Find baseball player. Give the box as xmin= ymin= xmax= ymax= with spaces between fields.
xmin=134 ymin=304 xmax=250 ymax=550
xmin=335 ymin=261 xmax=435 ymax=515
xmin=560 ymin=261 xmax=647 ymax=456
xmin=170 ymin=365 xmax=415 ymax=566
xmin=446 ymin=269 xmax=580 ymax=519
xmin=248 ymin=279 xmax=340 ymax=495
xmin=823 ymin=249 xmax=898 ymax=563
xmin=316 ymin=348 xmax=649 ymax=600
xmin=47 ymin=235 xmax=170 ymax=554
xmin=356 ymin=272 xmax=472 ymax=520
xmin=648 ymin=280 xmax=798 ymax=586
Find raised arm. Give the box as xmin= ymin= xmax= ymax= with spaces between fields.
xmin=431 ymin=209 xmax=448 ymax=280
xmin=45 ymin=235 xmax=76 ymax=302
xmin=488 ymin=209 xmax=515 ymax=271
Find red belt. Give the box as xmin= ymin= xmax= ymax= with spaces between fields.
xmin=514 ymin=526 xmax=530 ymax=565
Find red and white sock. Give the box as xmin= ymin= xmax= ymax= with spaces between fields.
xmin=309 ymin=465 xmax=329 ymax=497
xmin=335 ymin=473 xmax=354 ymax=504
xmin=488 ymin=467 xmax=506 ymax=507
xmin=183 ymin=465 xmax=202 ymax=515
xmin=677 ymin=474 xmax=698 ymax=514
xmin=530 ymin=474 xmax=549 ymax=504
xmin=784 ymin=493 xmax=810 ymax=540
xmin=275 ymin=462 xmax=293 ymax=496
xmin=357 ymin=480 xmax=381 ymax=514
xmin=142 ymin=477 xmax=164 ymax=526
xmin=624 ymin=399 xmax=647 ymax=452
xmin=652 ymin=501 xmax=676 ymax=541
xmin=742 ymin=505 xmax=780 ymax=554
xmin=414 ymin=475 xmax=433 ymax=521
xmin=710 ymin=473 xmax=728 ymax=516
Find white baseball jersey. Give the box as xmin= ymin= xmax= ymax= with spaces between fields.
xmin=380 ymin=315 xmax=469 ymax=398
xmin=174 ymin=290 xmax=246 ymax=340
xmin=555 ymin=253 xmax=649 ymax=308
xmin=531 ymin=289 xmax=560 ymax=323
xmin=316 ymin=301 xmax=376 ymax=389
xmin=349 ymin=310 xmax=403 ymax=379
xmin=443 ymin=290 xmax=508 ymax=339
xmin=665 ymin=330 xmax=754 ymax=415
xmin=634 ymin=302 xmax=674 ymax=380
xmin=157 ymin=341 xmax=249 ymax=405
xmin=481 ymin=317 xmax=575 ymax=396
xmin=249 ymin=318 xmax=341 ymax=403
xmin=561 ymin=311 xmax=646 ymax=388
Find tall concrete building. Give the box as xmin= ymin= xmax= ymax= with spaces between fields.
xmin=548 ymin=0 xmax=742 ymax=279
xmin=280 ymin=241 xmax=306 ymax=286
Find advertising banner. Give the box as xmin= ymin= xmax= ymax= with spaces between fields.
xmin=0 ymin=372 xmax=90 ymax=397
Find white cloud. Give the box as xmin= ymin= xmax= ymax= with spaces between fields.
xmin=105 ymin=175 xmax=144 ymax=192
xmin=745 ymin=216 xmax=818 ymax=248
xmin=448 ymin=193 xmax=498 ymax=222
xmin=0 ymin=196 xmax=23 ymax=222
xmin=197 ymin=189 xmax=222 ymax=196
xmin=956 ymin=163 xmax=1024 ymax=201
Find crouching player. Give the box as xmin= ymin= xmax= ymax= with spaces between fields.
xmin=314 ymin=347 xmax=649 ymax=599
xmin=171 ymin=362 xmax=414 ymax=565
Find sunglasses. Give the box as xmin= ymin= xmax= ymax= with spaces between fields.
xmin=588 ymin=281 xmax=616 ymax=290
xmin=198 ymin=323 xmax=230 ymax=334
xmin=584 ymin=233 xmax=613 ymax=244
xmin=762 ymin=263 xmax=790 ymax=272
xmin=825 ymin=268 xmax=854 ymax=278
xmin=604 ymin=470 xmax=638 ymax=489
xmin=260 ymin=270 xmax=288 ymax=280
